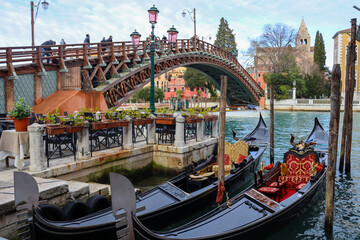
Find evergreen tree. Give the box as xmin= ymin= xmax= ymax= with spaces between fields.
xmin=319 ymin=33 xmax=326 ymax=71
xmin=214 ymin=17 xmax=238 ymax=57
xmin=183 ymin=68 xmax=217 ymax=98
xmin=313 ymin=31 xmax=326 ymax=71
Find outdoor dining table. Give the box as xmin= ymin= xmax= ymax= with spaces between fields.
xmin=0 ymin=129 xmax=29 ymax=170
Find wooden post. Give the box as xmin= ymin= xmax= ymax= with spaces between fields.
xmin=270 ymin=84 xmax=274 ymax=164
xmin=345 ymin=18 xmax=357 ymax=174
xmin=218 ymin=75 xmax=227 ymax=185
xmin=324 ymin=64 xmax=341 ymax=235
xmin=339 ymin=18 xmax=356 ymax=174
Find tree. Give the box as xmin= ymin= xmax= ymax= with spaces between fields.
xmin=214 ymin=17 xmax=238 ymax=57
xmin=314 ymin=31 xmax=326 ymax=72
xmin=248 ymin=23 xmax=296 ymax=73
xmin=131 ymin=86 xmax=164 ymax=102
xmin=183 ymin=68 xmax=217 ymax=98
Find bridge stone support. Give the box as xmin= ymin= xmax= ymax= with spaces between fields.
xmin=197 ymin=116 xmax=204 ymax=142
xmin=174 ymin=114 xmax=185 ymax=147
xmin=123 ymin=116 xmax=133 ymax=150
xmin=28 ymin=124 xmax=46 ymax=171
xmin=147 ymin=114 xmax=156 ymax=144
xmin=212 ymin=118 xmax=219 ymax=138
xmin=4 ymin=76 xmax=14 ymax=112
xmin=35 ymin=74 xmax=43 ymax=105
xmin=76 ymin=122 xmax=91 ymax=160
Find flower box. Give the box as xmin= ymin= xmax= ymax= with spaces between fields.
xmin=155 ymin=117 xmax=175 ymax=125
xmin=185 ymin=117 xmax=202 ymax=124
xmin=204 ymin=115 xmax=218 ymax=122
xmin=133 ymin=118 xmax=153 ymax=126
xmin=46 ymin=125 xmax=66 ymax=135
xmin=66 ymin=125 xmax=83 ymax=133
xmin=117 ymin=120 xmax=129 ymax=127
xmin=106 ymin=121 xmax=119 ymax=129
xmin=91 ymin=122 xmax=108 ymax=130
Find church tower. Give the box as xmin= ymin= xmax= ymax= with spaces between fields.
xmin=296 ymin=19 xmax=311 ymax=51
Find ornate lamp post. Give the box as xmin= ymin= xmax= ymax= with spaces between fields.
xmin=31 ymin=0 xmax=49 ymax=46
xmin=182 ymin=8 xmax=196 ymax=37
xmin=167 ymin=25 xmax=179 ymax=50
xmin=147 ymin=4 xmax=160 ymax=114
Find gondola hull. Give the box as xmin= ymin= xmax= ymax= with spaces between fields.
xmin=26 ymin=115 xmax=269 ymax=240
xmin=131 ymin=117 xmax=328 ymax=240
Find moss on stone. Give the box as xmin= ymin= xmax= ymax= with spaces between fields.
xmin=88 ymin=163 xmax=153 ymax=184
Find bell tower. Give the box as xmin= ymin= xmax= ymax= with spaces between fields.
xmin=296 ymin=18 xmax=311 ymax=51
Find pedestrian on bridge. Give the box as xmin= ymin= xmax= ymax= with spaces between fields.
xmin=106 ymin=35 xmax=113 ymax=52
xmin=84 ymin=34 xmax=90 ymax=48
xmin=41 ymin=40 xmax=56 ymax=64
xmin=100 ymin=37 xmax=106 ymax=51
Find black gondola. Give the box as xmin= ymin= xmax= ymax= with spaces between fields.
xmin=14 ymin=114 xmax=269 ymax=240
xmin=130 ymin=117 xmax=329 ymax=239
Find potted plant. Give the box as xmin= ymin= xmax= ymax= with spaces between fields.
xmin=9 ymin=97 xmax=32 ymax=132
xmin=63 ymin=114 xmax=84 ymax=133
xmin=45 ymin=108 xmax=66 ymax=135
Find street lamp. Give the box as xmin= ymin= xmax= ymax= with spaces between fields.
xmin=148 ymin=4 xmax=160 ymax=115
xmin=31 ymin=0 xmax=49 ymax=46
xmin=134 ymin=5 xmax=179 ymax=114
xmin=167 ymin=25 xmax=179 ymax=50
xmin=182 ymin=8 xmax=196 ymax=37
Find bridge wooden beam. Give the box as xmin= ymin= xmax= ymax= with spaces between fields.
xmin=6 ymin=49 xmax=17 ymax=80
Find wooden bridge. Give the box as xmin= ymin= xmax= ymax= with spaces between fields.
xmin=0 ymin=38 xmax=264 ymax=111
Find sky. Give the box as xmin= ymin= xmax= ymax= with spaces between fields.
xmin=0 ymin=0 xmax=359 ymax=68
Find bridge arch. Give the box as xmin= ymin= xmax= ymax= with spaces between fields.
xmin=101 ymin=40 xmax=263 ymax=108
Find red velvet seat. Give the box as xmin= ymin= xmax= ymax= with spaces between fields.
xmin=254 ymin=171 xmax=281 ymax=202
xmin=279 ymin=150 xmax=318 ymax=189
xmin=268 ymin=180 xmax=287 ymax=194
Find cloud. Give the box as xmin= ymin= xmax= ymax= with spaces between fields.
xmin=0 ymin=0 xmax=356 ymax=67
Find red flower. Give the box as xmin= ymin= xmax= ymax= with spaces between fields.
xmin=316 ymin=164 xmax=323 ymax=172
xmin=265 ymin=163 xmax=274 ymax=170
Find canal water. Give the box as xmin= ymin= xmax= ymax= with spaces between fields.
xmin=225 ymin=111 xmax=360 ymax=240
xmin=135 ymin=111 xmax=360 ymax=239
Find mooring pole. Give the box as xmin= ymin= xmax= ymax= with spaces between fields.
xmin=270 ymin=84 xmax=274 ymax=164
xmin=218 ymin=75 xmax=227 ymax=185
xmin=345 ymin=18 xmax=357 ymax=174
xmin=324 ymin=64 xmax=341 ymax=236
xmin=339 ymin=18 xmax=356 ymax=174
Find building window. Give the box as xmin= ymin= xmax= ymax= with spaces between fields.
xmin=182 ymin=87 xmax=184 ymax=91
xmin=156 ymin=81 xmax=159 ymax=87
xmin=168 ymin=88 xmax=170 ymax=92
xmin=174 ymin=88 xmax=177 ymax=92
xmin=258 ymin=73 xmax=261 ymax=77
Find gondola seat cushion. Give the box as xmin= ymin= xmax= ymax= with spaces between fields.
xmin=212 ymin=165 xmax=232 ymax=178
xmin=216 ymin=154 xmax=230 ymax=165
xmin=268 ymin=181 xmax=286 ymax=188
xmin=278 ymin=150 xmax=318 ymax=189
xmin=258 ymin=187 xmax=279 ymax=194
xmin=237 ymin=154 xmax=247 ymax=164
xmin=296 ymin=182 xmax=307 ymax=191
